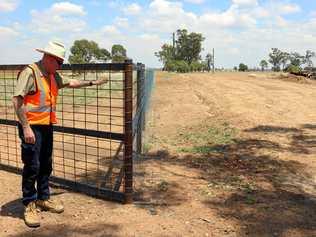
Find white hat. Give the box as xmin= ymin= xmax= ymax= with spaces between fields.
xmin=36 ymin=41 xmax=66 ymax=60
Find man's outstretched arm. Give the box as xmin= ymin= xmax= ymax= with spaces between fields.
xmin=62 ymin=78 xmax=108 ymax=89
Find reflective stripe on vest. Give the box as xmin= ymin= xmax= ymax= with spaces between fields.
xmin=23 ymin=63 xmax=59 ymax=125
xmin=25 ymin=105 xmax=57 ymax=112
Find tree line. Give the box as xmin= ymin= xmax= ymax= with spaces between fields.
xmin=239 ymin=48 xmax=315 ymax=72
xmin=68 ymin=39 xmax=127 ymax=64
xmin=155 ymin=29 xmax=213 ymax=73
xmin=266 ymin=48 xmax=315 ymax=72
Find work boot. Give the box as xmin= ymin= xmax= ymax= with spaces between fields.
xmin=36 ymin=199 xmax=64 ymax=213
xmin=24 ymin=201 xmax=40 ymax=228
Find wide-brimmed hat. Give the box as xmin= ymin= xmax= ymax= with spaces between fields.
xmin=36 ymin=41 xmax=66 ymax=60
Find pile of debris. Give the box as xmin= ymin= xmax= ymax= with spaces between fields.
xmin=290 ymin=67 xmax=316 ymax=80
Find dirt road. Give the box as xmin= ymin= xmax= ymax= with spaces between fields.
xmin=0 ymin=71 xmax=315 ymax=237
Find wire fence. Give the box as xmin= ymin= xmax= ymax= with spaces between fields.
xmin=0 ymin=61 xmax=154 ymax=203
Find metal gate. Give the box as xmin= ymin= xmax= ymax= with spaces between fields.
xmin=0 ymin=60 xmax=152 ymax=203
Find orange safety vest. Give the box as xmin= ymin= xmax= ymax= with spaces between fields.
xmin=22 ymin=63 xmax=59 ymax=125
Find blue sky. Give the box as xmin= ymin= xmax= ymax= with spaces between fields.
xmin=1 ymin=0 xmax=316 ymax=68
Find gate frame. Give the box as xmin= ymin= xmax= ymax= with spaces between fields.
xmin=0 ymin=59 xmax=144 ymax=203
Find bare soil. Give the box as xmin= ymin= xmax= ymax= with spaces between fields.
xmin=1 ymin=71 xmax=316 ymax=237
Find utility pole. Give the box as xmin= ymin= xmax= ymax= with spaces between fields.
xmin=172 ymin=32 xmax=175 ymax=60
xmin=212 ymin=48 xmax=215 ymax=73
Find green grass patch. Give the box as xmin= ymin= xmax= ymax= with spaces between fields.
xmin=175 ymin=122 xmax=237 ymax=154
xmin=142 ymin=143 xmax=153 ymax=153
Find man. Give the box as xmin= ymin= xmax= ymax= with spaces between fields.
xmin=12 ymin=41 xmax=108 ymax=227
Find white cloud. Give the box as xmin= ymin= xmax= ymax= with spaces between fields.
xmin=229 ymin=48 xmax=240 ymax=55
xmin=0 ymin=26 xmax=19 ymax=38
xmin=277 ymin=3 xmax=301 ymax=15
xmin=149 ymin=0 xmax=183 ymax=16
xmin=302 ymin=17 xmax=316 ymax=32
xmin=140 ymin=0 xmax=258 ymax=34
xmin=200 ymin=7 xmax=256 ymax=28
xmin=139 ymin=33 xmax=160 ymax=41
xmin=252 ymin=7 xmax=270 ymax=18
xmin=102 ymin=25 xmax=121 ymax=36
xmin=0 ymin=0 xmax=19 ymax=12
xmin=184 ymin=0 xmax=204 ymax=4
xmin=275 ymin=16 xmax=288 ymax=27
xmin=311 ymin=11 xmax=316 ymax=18
xmin=144 ymin=0 xmax=197 ymax=32
xmin=123 ymin=3 xmax=141 ymax=15
xmin=30 ymin=2 xmax=86 ymax=33
xmin=50 ymin=2 xmax=86 ymax=16
xmin=115 ymin=17 xmax=129 ymax=28
xmin=232 ymin=0 xmax=258 ymax=7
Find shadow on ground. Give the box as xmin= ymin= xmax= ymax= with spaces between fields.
xmin=0 ymin=198 xmax=24 ymax=219
xmin=11 ymin=223 xmax=119 ymax=237
xmin=137 ymin=123 xmax=316 ymax=236
xmin=0 ymin=191 xmax=66 ymax=220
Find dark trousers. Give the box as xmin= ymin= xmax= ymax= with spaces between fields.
xmin=18 ymin=124 xmax=53 ymax=206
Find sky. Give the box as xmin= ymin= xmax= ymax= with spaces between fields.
xmin=1 ymin=0 xmax=316 ymax=68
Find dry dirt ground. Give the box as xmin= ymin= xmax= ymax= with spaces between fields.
xmin=1 ymin=71 xmax=316 ymax=237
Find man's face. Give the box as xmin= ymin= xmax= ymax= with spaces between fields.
xmin=45 ymin=54 xmax=63 ymax=74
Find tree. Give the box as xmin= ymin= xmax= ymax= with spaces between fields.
xmin=285 ymin=65 xmax=301 ymax=73
xmin=259 ymin=60 xmax=268 ymax=71
xmin=205 ymin=53 xmax=213 ymax=72
xmin=289 ymin=52 xmax=304 ymax=67
xmin=68 ymin=39 xmax=110 ymax=64
xmin=111 ymin=44 xmax=127 ymax=63
xmin=154 ymin=44 xmax=175 ymax=70
xmin=164 ymin=60 xmax=177 ymax=72
xmin=155 ymin=28 xmax=205 ymax=72
xmin=190 ymin=61 xmax=203 ymax=72
xmin=280 ymin=52 xmax=290 ymax=70
xmin=239 ymin=63 xmax=248 ymax=71
xmin=304 ymin=50 xmax=315 ymax=67
xmin=175 ymin=60 xmax=190 ymax=73
xmin=268 ymin=48 xmax=283 ymax=72
xmin=175 ymin=29 xmax=205 ymax=64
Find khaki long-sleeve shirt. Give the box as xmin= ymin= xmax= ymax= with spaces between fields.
xmin=13 ymin=61 xmax=65 ymax=97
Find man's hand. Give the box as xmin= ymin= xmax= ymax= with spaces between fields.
xmin=23 ymin=126 xmax=36 ymax=144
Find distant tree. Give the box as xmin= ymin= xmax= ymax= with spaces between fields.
xmin=304 ymin=50 xmax=316 ymax=67
xmin=205 ymin=53 xmax=213 ymax=72
xmin=268 ymin=48 xmax=283 ymax=72
xmin=175 ymin=29 xmax=205 ymax=65
xmin=164 ymin=60 xmax=190 ymax=73
xmin=176 ymin=60 xmax=190 ymax=73
xmin=190 ymin=61 xmax=204 ymax=72
xmin=259 ymin=60 xmax=268 ymax=71
xmin=111 ymin=44 xmax=127 ymax=63
xmin=239 ymin=63 xmax=248 ymax=71
xmin=68 ymin=39 xmax=110 ymax=64
xmin=233 ymin=66 xmax=238 ymax=71
xmin=164 ymin=60 xmax=177 ymax=72
xmin=280 ymin=52 xmax=290 ymax=70
xmin=285 ymin=65 xmax=301 ymax=73
xmin=155 ymin=28 xmax=205 ymax=71
xmin=155 ymin=44 xmax=175 ymax=70
xmin=288 ymin=52 xmax=305 ymax=67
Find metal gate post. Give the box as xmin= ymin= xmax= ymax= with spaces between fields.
xmin=136 ymin=63 xmax=143 ymax=154
xmin=124 ymin=59 xmax=133 ymax=203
